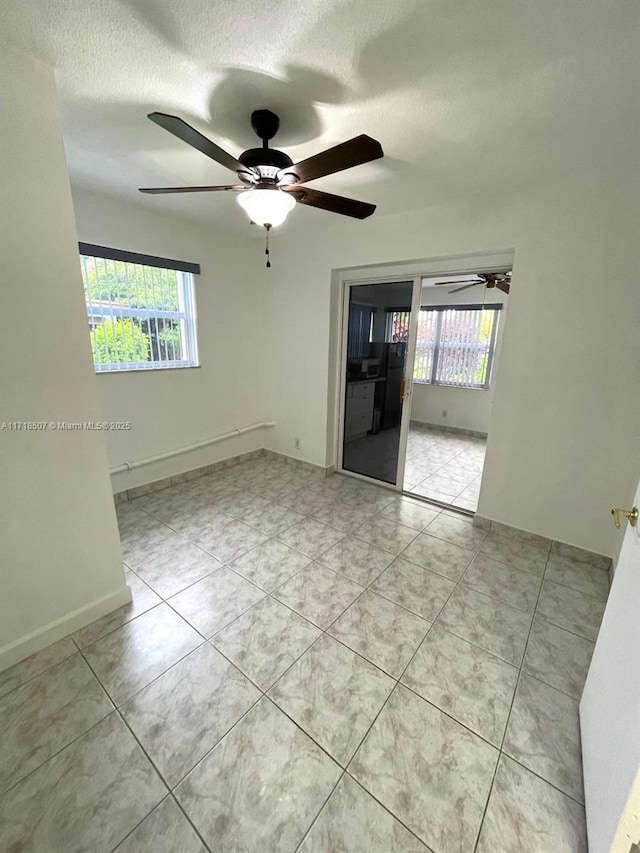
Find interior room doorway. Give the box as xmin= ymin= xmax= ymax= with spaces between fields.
xmin=336 ymin=258 xmax=511 ymax=514
xmin=401 ymin=272 xmax=510 ymax=512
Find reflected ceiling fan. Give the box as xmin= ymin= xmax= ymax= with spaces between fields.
xmin=434 ymin=272 xmax=512 ymax=295
xmin=139 ymin=110 xmax=383 ymax=265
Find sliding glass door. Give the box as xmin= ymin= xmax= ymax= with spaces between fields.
xmin=339 ymin=279 xmax=420 ymax=487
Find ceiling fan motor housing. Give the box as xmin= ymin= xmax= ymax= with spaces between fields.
xmin=239 ymin=110 xmax=295 ymax=183
xmin=239 ymin=147 xmax=293 ymax=174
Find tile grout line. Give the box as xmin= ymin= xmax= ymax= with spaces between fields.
xmin=3 ymin=608 xmax=224 ymax=808
xmin=83 ymin=531 xmax=381 ymax=823
xmin=0 ymin=685 xmax=116 ymax=799
xmin=404 ymin=435 xmax=484 ymax=511
xmin=6 ymin=460 xmax=593 ymax=849
xmin=327 ymin=560 xmax=480 ymax=848
xmin=106 ymin=793 xmax=174 ymax=853
xmin=167 ymin=791 xmax=214 ymax=853
xmin=333 ymin=511 xmax=554 ymax=849
xmin=74 ymin=615 xmax=210 ymax=701
xmin=5 ymin=491 xmax=569 ymax=719
xmin=73 ymin=595 xmax=165 ymax=652
xmin=294 ymin=765 xmax=433 ymax=853
xmin=515 ymin=663 xmax=588 ymax=704
xmin=470 ymin=540 xmax=585 ymax=852
xmin=291 ymin=768 xmax=348 ymax=853
xmin=0 ymin=642 xmax=79 ymax=703
xmin=129 ymin=473 xmax=596 ymax=720
xmin=252 ymin=508 xmax=475 ymax=693
xmin=120 ymin=499 xmax=591 ymax=822
xmin=106 ymin=710 xmax=212 ymax=853
xmin=75 ymin=639 xmax=253 ymax=853
xmin=173 ymin=517 xmax=468 ymax=846
xmin=287 ymin=510 xmax=500 ymax=849
xmin=469 ymin=551 xmax=548 ymax=853
xmin=120 ymin=495 xmax=536 ymax=731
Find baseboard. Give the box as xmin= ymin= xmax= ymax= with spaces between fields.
xmin=474 ymin=515 xmax=612 ymax=575
xmin=0 ymin=584 xmax=132 ymax=672
xmin=116 ymin=448 xmax=267 ymax=501
xmin=116 ymin=448 xmax=334 ymax=502
xmin=111 ymin=427 xmax=270 ymax=495
xmin=410 ymin=420 xmax=488 ymax=439
xmin=263 ymin=449 xmax=334 ymax=477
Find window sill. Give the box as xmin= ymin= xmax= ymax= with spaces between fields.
xmin=94 ymin=364 xmax=201 ymax=376
xmin=413 ymin=381 xmax=490 ymax=390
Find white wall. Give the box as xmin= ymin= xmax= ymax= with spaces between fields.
xmin=411 ymin=384 xmax=492 ymax=434
xmin=410 ymin=285 xmax=508 ymax=434
xmin=265 ymin=171 xmax=640 ymax=557
xmin=71 ymin=189 xmax=271 ymax=492
xmin=0 ymin=47 xmax=128 ymax=669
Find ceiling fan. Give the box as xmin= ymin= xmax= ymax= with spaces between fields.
xmin=139 ymin=110 xmax=383 ymax=252
xmin=434 ymin=272 xmax=512 ymax=295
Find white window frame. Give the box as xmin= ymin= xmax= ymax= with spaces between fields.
xmin=79 ymin=246 xmax=200 ymax=374
xmin=412 ymin=304 xmax=501 ymax=389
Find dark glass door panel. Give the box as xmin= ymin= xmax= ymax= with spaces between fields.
xmin=342 ymin=281 xmax=413 ymax=485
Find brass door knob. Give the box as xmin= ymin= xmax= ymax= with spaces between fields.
xmin=611 ymin=506 xmax=639 ymax=529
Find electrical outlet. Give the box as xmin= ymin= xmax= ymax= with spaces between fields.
xmin=294 ymin=437 xmax=301 ymax=450
xmin=442 ymin=409 xmax=447 ymax=418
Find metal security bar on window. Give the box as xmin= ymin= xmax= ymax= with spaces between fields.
xmin=386 ymin=310 xmax=410 ymax=343
xmin=413 ymin=305 xmax=500 ymax=388
xmin=413 ymin=309 xmax=439 ymax=381
xmin=79 ymin=253 xmax=199 ymax=373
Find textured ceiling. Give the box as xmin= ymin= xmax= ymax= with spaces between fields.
xmin=2 ymin=0 xmax=636 ymax=232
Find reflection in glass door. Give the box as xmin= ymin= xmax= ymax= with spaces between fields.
xmin=341 ymin=280 xmax=416 ymax=486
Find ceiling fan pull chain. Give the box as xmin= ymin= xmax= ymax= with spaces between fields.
xmin=264 ymin=223 xmax=272 ymax=268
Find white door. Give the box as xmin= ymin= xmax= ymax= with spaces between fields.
xmin=580 ymin=483 xmax=640 ymax=853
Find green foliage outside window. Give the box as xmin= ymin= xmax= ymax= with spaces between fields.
xmin=90 ymin=319 xmax=150 ymax=364
xmin=83 ymin=260 xmax=178 ymax=310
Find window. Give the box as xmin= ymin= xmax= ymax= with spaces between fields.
xmin=79 ymin=244 xmax=199 ymax=373
xmin=386 ymin=310 xmax=410 ymax=343
xmin=409 ymin=305 xmax=501 ymax=388
xmin=348 ymin=303 xmax=375 ymax=358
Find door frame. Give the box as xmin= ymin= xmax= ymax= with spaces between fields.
xmin=332 ymin=249 xmax=516 ymax=493
xmin=396 ymin=276 xmax=423 ymax=488
xmin=337 ymin=276 xmax=421 ymax=490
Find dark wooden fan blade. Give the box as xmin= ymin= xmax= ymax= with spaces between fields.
xmin=434 ymin=279 xmax=483 ymax=287
xmin=449 ymin=282 xmax=482 ymax=294
xmin=139 ymin=185 xmax=244 ymax=194
xmin=148 ymin=112 xmax=251 ymax=175
xmin=495 ymin=280 xmax=510 ymax=294
xmin=283 ymin=186 xmax=375 ymax=219
xmin=279 ymin=135 xmax=383 ymax=184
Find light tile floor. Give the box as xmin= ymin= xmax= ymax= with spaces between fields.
xmin=404 ymin=426 xmax=487 ymax=512
xmin=0 ymin=455 xmax=609 ymax=852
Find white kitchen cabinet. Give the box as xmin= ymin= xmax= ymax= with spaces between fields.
xmin=345 ymin=382 xmax=375 ymax=440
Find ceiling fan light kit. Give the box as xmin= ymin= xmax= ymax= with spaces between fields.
xmin=237 ymin=187 xmax=295 ymax=227
xmin=139 ymin=108 xmax=384 ymax=267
